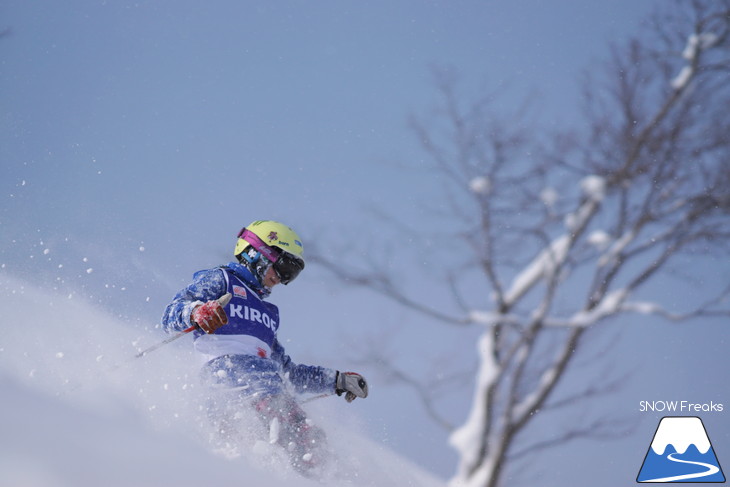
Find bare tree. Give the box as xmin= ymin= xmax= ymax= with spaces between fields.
xmin=313 ymin=2 xmax=730 ymax=486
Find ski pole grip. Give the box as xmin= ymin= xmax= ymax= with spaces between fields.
xmin=217 ymin=292 xmax=232 ymax=307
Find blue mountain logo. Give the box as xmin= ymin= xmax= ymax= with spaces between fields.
xmin=637 ymin=416 xmax=725 ymax=483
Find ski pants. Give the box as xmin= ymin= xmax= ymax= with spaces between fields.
xmin=200 ymin=354 xmax=328 ymax=475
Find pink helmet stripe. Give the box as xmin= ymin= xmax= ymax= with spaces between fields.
xmin=238 ymin=229 xmax=280 ymax=262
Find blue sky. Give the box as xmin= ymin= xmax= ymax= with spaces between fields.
xmin=3 ymin=1 xmax=727 ymax=483
xmin=2 ymin=0 xmax=658 ymax=285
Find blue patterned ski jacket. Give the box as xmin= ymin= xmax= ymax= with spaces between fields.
xmin=161 ymin=262 xmax=336 ymax=397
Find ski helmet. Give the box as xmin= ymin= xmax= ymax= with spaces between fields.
xmin=234 ymin=220 xmax=305 ymax=285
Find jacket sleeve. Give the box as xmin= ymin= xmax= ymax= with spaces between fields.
xmin=161 ymin=268 xmax=228 ymax=333
xmin=271 ymin=339 xmax=337 ymax=395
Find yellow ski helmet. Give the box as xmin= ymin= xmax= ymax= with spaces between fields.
xmin=234 ymin=220 xmax=305 ymax=284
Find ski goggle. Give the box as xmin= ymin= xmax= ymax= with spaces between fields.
xmin=238 ymin=228 xmax=305 ymax=284
xmin=271 ymin=251 xmax=305 ymax=285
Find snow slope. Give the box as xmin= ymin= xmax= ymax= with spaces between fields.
xmin=0 ymin=275 xmax=444 ymax=487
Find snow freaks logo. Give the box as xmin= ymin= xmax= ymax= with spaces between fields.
xmin=636 ymin=416 xmax=725 ymax=483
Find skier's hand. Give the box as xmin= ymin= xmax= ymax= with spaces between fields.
xmin=335 ymin=371 xmax=368 ymax=403
xmin=191 ymin=293 xmax=231 ymax=334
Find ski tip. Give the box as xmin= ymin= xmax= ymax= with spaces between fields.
xmin=217 ymin=292 xmax=232 ymax=307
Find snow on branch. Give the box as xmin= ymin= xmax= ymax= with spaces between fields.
xmin=467 ymin=310 xmax=521 ymax=327
xmin=671 ymin=66 xmax=694 ymax=91
xmin=580 ymin=175 xmax=607 ymax=201
xmin=671 ymin=32 xmax=720 ymax=90
xmin=560 ymin=288 xmax=628 ymax=327
xmin=598 ymin=229 xmax=636 ymax=267
xmin=510 ymin=364 xmax=558 ymax=421
xmin=544 ymin=284 xmax=730 ymax=328
xmin=503 ymin=175 xmax=606 ymax=307
xmin=621 ymin=286 xmax=730 ymax=320
xmin=502 ymin=235 xmax=570 ymax=307
xmin=540 ymin=289 xmax=642 ymax=328
xmin=449 ymin=332 xmax=500 ymax=483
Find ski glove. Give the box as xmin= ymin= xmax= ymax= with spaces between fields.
xmin=191 ymin=293 xmax=231 ymax=334
xmin=335 ymin=371 xmax=368 ymax=403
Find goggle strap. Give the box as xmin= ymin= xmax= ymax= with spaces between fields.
xmin=238 ymin=228 xmax=280 ymax=263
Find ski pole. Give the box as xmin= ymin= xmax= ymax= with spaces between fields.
xmin=301 ymin=392 xmax=335 ymax=404
xmin=134 ymin=325 xmax=198 ymax=358
xmin=135 ymin=293 xmax=232 ymax=359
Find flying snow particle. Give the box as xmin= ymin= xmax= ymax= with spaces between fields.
xmin=55 ymin=352 xmax=64 ymax=359
xmin=86 ymin=268 xmax=93 ymax=274
xmin=43 ymin=249 xmax=50 ymax=255
xmin=139 ymin=246 xmax=145 ymax=252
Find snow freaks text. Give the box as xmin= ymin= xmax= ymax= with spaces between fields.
xmin=639 ymin=401 xmax=724 ymax=413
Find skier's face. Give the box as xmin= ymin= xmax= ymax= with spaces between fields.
xmin=262 ymin=265 xmax=281 ymax=288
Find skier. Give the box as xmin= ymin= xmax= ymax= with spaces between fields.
xmin=161 ymin=220 xmax=368 ymax=475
